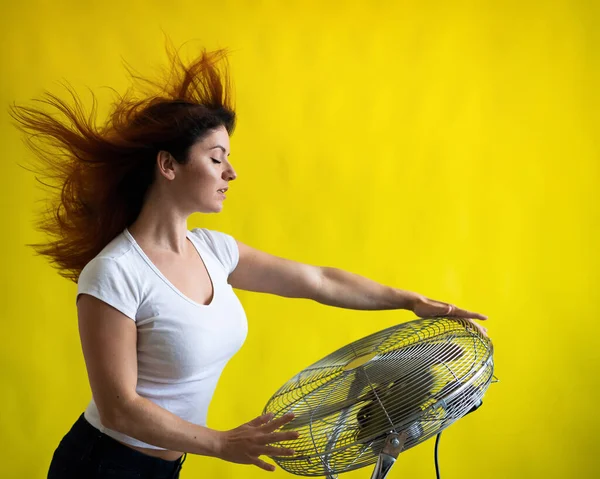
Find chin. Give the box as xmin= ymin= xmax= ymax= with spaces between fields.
xmin=196 ymin=203 xmax=224 ymax=214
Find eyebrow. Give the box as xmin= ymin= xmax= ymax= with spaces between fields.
xmin=209 ymin=145 xmax=230 ymax=156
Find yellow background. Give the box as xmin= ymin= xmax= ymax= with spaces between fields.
xmin=1 ymin=0 xmax=598 ymax=477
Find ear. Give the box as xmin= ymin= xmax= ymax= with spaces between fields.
xmin=156 ymin=150 xmax=177 ymax=180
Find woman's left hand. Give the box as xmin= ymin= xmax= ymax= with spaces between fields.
xmin=410 ymin=295 xmax=489 ymax=336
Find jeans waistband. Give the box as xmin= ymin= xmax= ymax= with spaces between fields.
xmin=70 ymin=413 xmax=187 ymax=476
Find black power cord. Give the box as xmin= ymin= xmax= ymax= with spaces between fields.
xmin=434 ymin=432 xmax=442 ymax=479
xmin=434 ymin=399 xmax=483 ymax=479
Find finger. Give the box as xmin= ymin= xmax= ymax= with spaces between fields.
xmin=260 ymin=412 xmax=296 ymax=433
xmin=250 ymin=457 xmax=276 ymax=472
xmin=451 ymin=306 xmax=488 ymax=321
xmin=247 ymin=412 xmax=274 ymax=427
xmin=261 ymin=445 xmax=296 ymax=457
xmin=466 ymin=311 xmax=488 ymax=320
xmin=260 ymin=430 xmax=301 ymax=445
xmin=430 ymin=301 xmax=456 ymax=318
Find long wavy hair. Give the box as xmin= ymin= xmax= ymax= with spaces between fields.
xmin=9 ymin=41 xmax=236 ymax=283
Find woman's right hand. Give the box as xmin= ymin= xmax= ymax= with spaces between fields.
xmin=215 ymin=412 xmax=299 ymax=472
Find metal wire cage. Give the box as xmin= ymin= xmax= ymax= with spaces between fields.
xmin=263 ymin=317 xmax=494 ymax=477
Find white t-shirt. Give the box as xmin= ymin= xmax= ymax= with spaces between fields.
xmin=76 ymin=227 xmax=248 ymax=449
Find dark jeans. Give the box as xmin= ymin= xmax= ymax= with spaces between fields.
xmin=47 ymin=413 xmax=187 ymax=478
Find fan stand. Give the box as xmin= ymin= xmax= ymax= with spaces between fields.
xmin=370 ymin=432 xmax=408 ymax=479
xmin=325 ymin=432 xmax=407 ymax=479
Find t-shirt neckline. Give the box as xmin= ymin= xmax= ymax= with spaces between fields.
xmin=123 ymin=228 xmax=216 ymax=308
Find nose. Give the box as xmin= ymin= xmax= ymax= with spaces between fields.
xmin=223 ymin=163 xmax=237 ymax=181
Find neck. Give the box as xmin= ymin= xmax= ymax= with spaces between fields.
xmin=127 ymin=188 xmax=190 ymax=255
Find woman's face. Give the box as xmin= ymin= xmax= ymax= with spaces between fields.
xmin=174 ymin=125 xmax=237 ymax=214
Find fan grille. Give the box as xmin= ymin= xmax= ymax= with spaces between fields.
xmin=263 ymin=318 xmax=494 ymax=476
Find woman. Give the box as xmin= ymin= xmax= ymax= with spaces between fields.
xmin=11 ymin=44 xmax=487 ymax=478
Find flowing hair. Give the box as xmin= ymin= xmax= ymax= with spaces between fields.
xmin=9 ymin=41 xmax=236 ymax=283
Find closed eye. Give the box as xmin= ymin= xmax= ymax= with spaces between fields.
xmin=211 ymin=158 xmax=222 ymax=164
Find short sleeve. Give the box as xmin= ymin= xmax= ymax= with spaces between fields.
xmin=191 ymin=228 xmax=239 ymax=275
xmin=77 ymin=256 xmax=140 ymax=321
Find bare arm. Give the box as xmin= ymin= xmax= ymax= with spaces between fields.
xmin=307 ymin=267 xmax=487 ymax=329
xmin=313 ymin=267 xmax=419 ymax=310
xmin=77 ymin=294 xmax=297 ymax=468
xmin=229 ymin=241 xmax=487 ymax=332
xmin=77 ymin=294 xmax=221 ymax=456
xmin=229 ymin=241 xmax=430 ymax=310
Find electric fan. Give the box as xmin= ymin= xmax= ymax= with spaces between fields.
xmin=263 ymin=317 xmax=494 ymax=478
